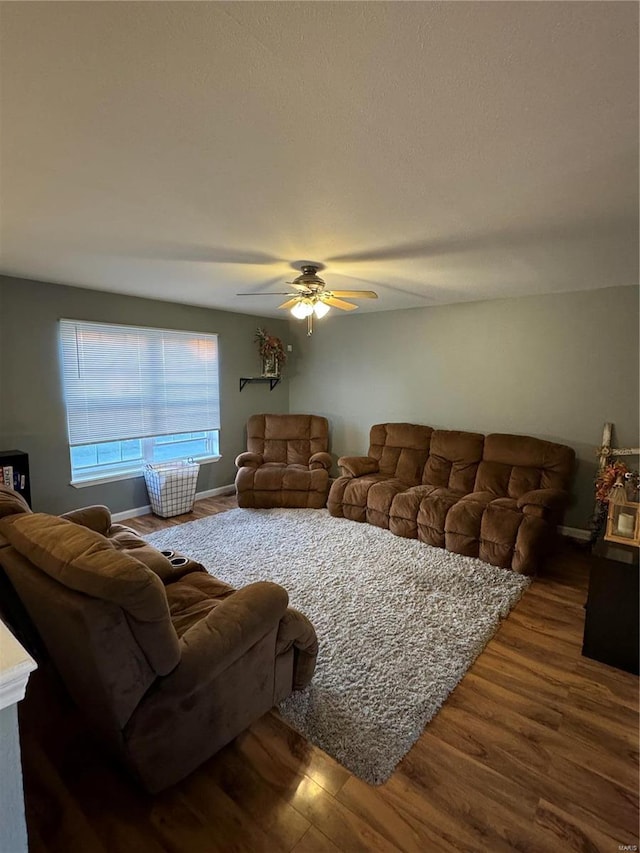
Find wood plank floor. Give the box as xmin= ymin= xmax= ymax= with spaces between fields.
xmin=19 ymin=496 xmax=639 ymax=852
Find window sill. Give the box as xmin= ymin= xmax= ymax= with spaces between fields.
xmin=70 ymin=456 xmax=221 ymax=488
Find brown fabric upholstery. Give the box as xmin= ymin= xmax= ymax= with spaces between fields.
xmin=0 ymin=501 xmax=318 ymax=793
xmin=0 ymin=545 xmax=159 ymax=739
xmin=421 ymin=430 xmax=484 ymax=492
xmin=416 ymin=488 xmax=466 ymax=548
xmin=328 ymin=473 xmax=397 ymax=523
xmin=328 ymin=423 xmax=433 ymax=521
xmin=0 ymin=485 xmax=31 ymax=517
xmin=60 ymin=504 xmax=112 ymax=535
xmin=0 ymin=513 xmax=181 ymax=676
xmin=474 ymin=433 xmax=574 ymax=498
xmin=248 ymin=413 xmax=329 ymax=463
xmin=366 ymin=478 xmax=413 ymax=529
xmin=235 ymin=413 xmax=331 ymax=508
xmin=387 ymin=485 xmax=438 ymax=539
xmin=444 ymin=491 xmax=495 ymax=558
xmin=369 ymin=423 xmax=433 ymax=480
xmin=165 ymin=570 xmax=235 ymax=637
xmin=330 ymin=423 xmax=575 ymax=574
xmin=276 ymin=607 xmax=318 ymax=690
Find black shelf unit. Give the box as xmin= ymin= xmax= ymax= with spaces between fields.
xmin=239 ymin=376 xmax=281 ymax=392
xmin=0 ymin=449 xmax=31 ymax=507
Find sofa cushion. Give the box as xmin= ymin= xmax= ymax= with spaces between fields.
xmin=342 ymin=473 xmax=396 ymax=506
xmin=365 ymin=478 xmax=411 ymax=529
xmin=247 ymin=414 xmax=329 ymax=464
xmin=236 ymin=466 xmax=329 ymax=509
xmin=0 ymin=513 xmax=180 ymax=675
xmin=443 ymin=491 xmax=496 ymax=557
xmin=369 ymin=423 xmax=433 ymax=483
xmin=416 ymin=488 xmax=466 ymax=548
xmin=389 ymin=485 xmax=438 ymax=539
xmin=475 ymin=434 xmax=574 ymax=498
xmin=0 ymin=484 xmax=31 ymax=519
xmin=421 ymin=430 xmax=484 ymax=493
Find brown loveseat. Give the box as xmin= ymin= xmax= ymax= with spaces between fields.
xmin=235 ymin=413 xmax=332 ymax=508
xmin=328 ymin=423 xmax=574 ymax=575
xmin=0 ymin=486 xmax=317 ymax=793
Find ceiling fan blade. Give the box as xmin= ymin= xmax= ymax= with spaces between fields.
xmin=334 ymin=272 xmax=433 ymax=301
xmin=278 ymin=298 xmax=301 ymax=310
xmin=287 ymin=282 xmax=314 ymax=292
xmin=322 ymin=296 xmax=359 ymax=311
xmin=236 ymin=291 xmax=296 ymax=296
xmin=330 ymin=290 xmax=378 ymax=299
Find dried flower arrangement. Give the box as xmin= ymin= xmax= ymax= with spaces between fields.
xmin=255 ymin=328 xmax=287 ymax=364
xmin=595 ymin=461 xmax=630 ymax=504
xmin=589 ymin=460 xmax=640 ymax=545
xmin=255 ymin=328 xmax=286 ymax=377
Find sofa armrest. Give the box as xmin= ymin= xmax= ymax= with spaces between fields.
xmin=164 ymin=582 xmax=289 ymax=689
xmin=60 ymin=505 xmax=112 ymax=535
xmin=338 ymin=456 xmax=379 ymax=478
xmin=276 ymin=607 xmax=318 ymax=689
xmin=309 ymin=452 xmax=332 ymax=471
xmin=235 ymin=451 xmax=264 ymax=469
xmin=516 ymin=489 xmax=569 ymax=520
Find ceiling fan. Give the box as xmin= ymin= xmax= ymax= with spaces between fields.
xmin=237 ymin=264 xmax=378 ymax=335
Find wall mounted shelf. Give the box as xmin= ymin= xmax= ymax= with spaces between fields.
xmin=239 ymin=377 xmax=281 ymax=392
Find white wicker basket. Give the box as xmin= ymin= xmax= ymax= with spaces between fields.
xmin=144 ymin=460 xmax=200 ymax=518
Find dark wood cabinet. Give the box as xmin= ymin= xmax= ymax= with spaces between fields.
xmin=0 ymin=449 xmax=31 ymax=507
xmin=582 ymin=546 xmax=639 ymax=675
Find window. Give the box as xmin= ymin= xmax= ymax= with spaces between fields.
xmin=59 ymin=320 xmax=220 ymax=484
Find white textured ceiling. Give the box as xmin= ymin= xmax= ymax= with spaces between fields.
xmin=0 ymin=1 xmax=638 ymax=317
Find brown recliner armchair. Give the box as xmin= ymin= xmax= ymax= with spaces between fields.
xmin=0 ymin=486 xmax=317 ymax=793
xmin=235 ymin=413 xmax=332 ymax=508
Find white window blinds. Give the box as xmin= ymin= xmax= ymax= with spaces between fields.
xmin=60 ymin=320 xmax=220 ymax=445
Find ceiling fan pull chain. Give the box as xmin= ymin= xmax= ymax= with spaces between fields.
xmin=307 ymin=313 xmax=313 ymax=336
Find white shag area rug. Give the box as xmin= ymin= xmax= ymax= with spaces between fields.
xmin=147 ymin=508 xmax=530 ymax=784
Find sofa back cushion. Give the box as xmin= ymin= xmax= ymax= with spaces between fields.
xmin=0 ymin=484 xmax=31 ymax=519
xmin=0 ymin=513 xmax=180 ymax=676
xmin=0 ymin=545 xmax=158 ymax=736
xmin=421 ymin=430 xmax=485 ymax=494
xmin=247 ymin=414 xmax=328 ymax=465
xmin=369 ymin=423 xmax=433 ymax=484
xmin=475 ymin=434 xmax=575 ymax=498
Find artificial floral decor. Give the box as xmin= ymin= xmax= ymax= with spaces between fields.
xmin=255 ymin=327 xmax=286 ymax=377
xmin=589 ymin=460 xmax=640 ymax=544
xmin=595 ymin=461 xmax=630 ymax=504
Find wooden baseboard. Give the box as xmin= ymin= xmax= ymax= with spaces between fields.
xmin=558 ymin=525 xmax=591 ymax=542
xmin=110 ymin=484 xmax=236 ymax=522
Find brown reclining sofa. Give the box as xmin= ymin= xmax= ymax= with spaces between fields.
xmin=0 ymin=486 xmax=317 ymax=792
xmin=328 ymin=423 xmax=575 ymax=575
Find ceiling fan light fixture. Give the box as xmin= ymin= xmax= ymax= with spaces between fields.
xmin=291 ymin=300 xmax=313 ymax=319
xmin=313 ymin=300 xmax=330 ymax=318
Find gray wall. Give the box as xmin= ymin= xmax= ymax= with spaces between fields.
xmin=289 ymin=285 xmax=639 ymax=530
xmin=0 ymin=275 xmax=290 ymax=515
xmin=0 ymin=703 xmax=29 ymax=853
xmin=2 ymin=275 xmax=637 ymax=528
